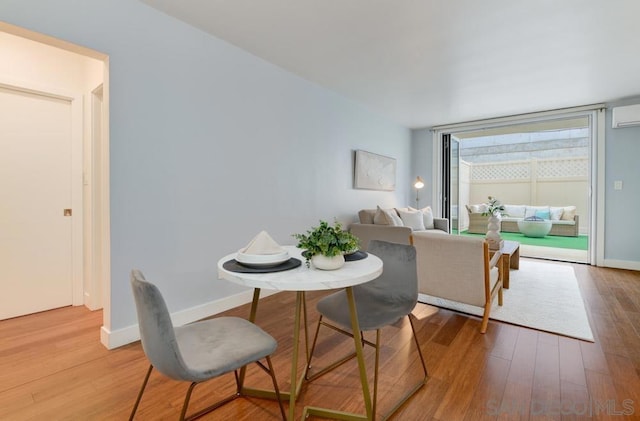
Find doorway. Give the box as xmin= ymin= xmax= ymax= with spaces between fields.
xmin=0 ymin=26 xmax=109 ymax=319
xmin=435 ymin=109 xmax=602 ymax=265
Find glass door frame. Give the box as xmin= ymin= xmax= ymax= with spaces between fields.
xmin=431 ymin=105 xmax=605 ymax=265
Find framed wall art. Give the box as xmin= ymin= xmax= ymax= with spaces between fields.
xmin=353 ymin=150 xmax=396 ymax=191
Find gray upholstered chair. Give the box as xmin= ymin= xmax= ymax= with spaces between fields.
xmin=305 ymin=240 xmax=427 ymax=420
xmin=129 ymin=270 xmax=286 ymax=420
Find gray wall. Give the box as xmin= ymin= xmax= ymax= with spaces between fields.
xmin=604 ymin=97 xmax=640 ymax=265
xmin=1 ymin=1 xmax=411 ymax=333
xmin=411 ymin=128 xmax=435 ymax=208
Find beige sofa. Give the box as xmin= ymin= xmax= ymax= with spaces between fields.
xmin=349 ymin=207 xmax=449 ymax=251
xmin=466 ymin=204 xmax=579 ymax=237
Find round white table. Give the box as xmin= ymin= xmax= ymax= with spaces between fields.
xmin=217 ymin=246 xmax=383 ymax=420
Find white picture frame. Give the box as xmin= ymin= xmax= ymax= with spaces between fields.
xmin=354 ymin=150 xmax=396 ymax=191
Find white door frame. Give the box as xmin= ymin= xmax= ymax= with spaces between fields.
xmin=1 ymin=21 xmax=111 ymax=347
xmin=0 ymin=79 xmax=84 ymax=305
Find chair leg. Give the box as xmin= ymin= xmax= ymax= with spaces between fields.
xmin=129 ymin=364 xmax=153 ymax=421
xmin=480 ymin=304 xmax=491 ymax=334
xmin=409 ymin=316 xmax=428 ymax=379
xmin=378 ymin=316 xmax=429 ymax=420
xmin=305 ymin=315 xmax=323 ymax=379
xmin=179 ymin=382 xmax=198 ymax=421
xmin=264 ymin=356 xmax=287 ymax=421
xmin=306 ymin=317 xmax=371 ymax=382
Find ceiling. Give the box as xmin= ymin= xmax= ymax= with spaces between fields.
xmin=141 ymin=0 xmax=640 ymax=129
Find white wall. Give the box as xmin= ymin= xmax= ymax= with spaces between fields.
xmin=0 ymin=1 xmax=411 ymax=345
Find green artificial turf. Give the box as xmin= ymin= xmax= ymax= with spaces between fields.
xmin=453 ymin=229 xmax=589 ymax=250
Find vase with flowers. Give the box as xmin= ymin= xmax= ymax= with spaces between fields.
xmin=482 ymin=196 xmax=506 ymax=250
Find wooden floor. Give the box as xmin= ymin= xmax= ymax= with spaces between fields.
xmin=1 ymin=259 xmax=640 ymax=420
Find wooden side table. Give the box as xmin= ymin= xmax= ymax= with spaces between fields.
xmin=490 ymin=240 xmax=520 ymax=289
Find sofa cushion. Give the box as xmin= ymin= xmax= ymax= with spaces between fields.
xmin=504 ymin=204 xmax=526 ymax=218
xmin=410 ymin=206 xmax=434 ymax=229
xmin=358 ymin=209 xmax=376 ymax=224
xmin=549 ymin=207 xmax=564 ymax=221
xmin=468 ymin=204 xmax=488 ymax=214
xmin=396 ymin=208 xmax=425 ymax=231
xmin=374 ymin=206 xmax=403 ymax=226
xmin=525 ymin=206 xmax=549 ymax=218
xmin=553 ymin=219 xmax=576 ymax=225
xmin=561 ymin=206 xmax=576 ymax=221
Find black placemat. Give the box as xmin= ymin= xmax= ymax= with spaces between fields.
xmin=345 ymin=250 xmax=368 ymax=261
xmin=301 ymin=250 xmax=368 ymax=261
xmin=222 ymin=257 xmax=302 ymax=273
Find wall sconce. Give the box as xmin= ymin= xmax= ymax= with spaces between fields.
xmin=414 ymin=176 xmax=425 ymax=208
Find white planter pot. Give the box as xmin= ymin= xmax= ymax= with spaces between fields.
xmin=311 ymin=254 xmax=345 ymax=270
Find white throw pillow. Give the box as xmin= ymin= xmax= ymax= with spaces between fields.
xmin=561 ymin=206 xmax=576 ymax=221
xmin=549 ymin=207 xmax=564 ymax=221
xmin=410 ymin=206 xmax=434 ymax=229
xmin=396 ymin=208 xmax=426 ymax=231
xmin=374 ymin=206 xmax=403 ymax=226
xmin=469 ymin=204 xmax=488 ymax=214
xmin=504 ymin=204 xmax=526 ymax=218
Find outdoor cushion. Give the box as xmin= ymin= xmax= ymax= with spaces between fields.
xmin=504 ymin=204 xmax=526 ymax=218
xmin=525 ymin=206 xmax=550 ymax=218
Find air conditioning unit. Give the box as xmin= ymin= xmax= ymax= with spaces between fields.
xmin=612 ymin=104 xmax=640 ymax=128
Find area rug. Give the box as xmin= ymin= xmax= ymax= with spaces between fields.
xmin=418 ymin=260 xmax=594 ymax=341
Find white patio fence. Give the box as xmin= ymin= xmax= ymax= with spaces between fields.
xmin=457 ymin=156 xmax=589 ymax=234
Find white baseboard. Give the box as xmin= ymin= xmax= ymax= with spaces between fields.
xmin=602 ymin=259 xmax=640 ymax=271
xmin=100 ymin=289 xmax=280 ymax=349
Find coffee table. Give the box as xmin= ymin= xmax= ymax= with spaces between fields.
xmin=517 ymin=219 xmax=552 ymax=237
xmin=490 ymin=240 xmax=519 ymax=289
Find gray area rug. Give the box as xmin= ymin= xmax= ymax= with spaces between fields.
xmin=418 ymin=259 xmax=594 ymax=341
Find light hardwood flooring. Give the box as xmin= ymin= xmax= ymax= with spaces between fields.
xmin=1 ymin=259 xmax=640 ymax=420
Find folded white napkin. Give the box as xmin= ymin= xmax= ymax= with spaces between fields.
xmin=241 ymin=231 xmax=285 ymax=255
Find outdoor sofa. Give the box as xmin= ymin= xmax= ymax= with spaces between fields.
xmin=466 ymin=204 xmax=579 ymax=237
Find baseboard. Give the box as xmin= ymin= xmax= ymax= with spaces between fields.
xmin=602 ymin=259 xmax=640 ymax=271
xmin=100 ymin=288 xmax=280 ymax=349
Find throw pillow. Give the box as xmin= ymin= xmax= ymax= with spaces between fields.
xmin=504 ymin=204 xmax=526 ymax=218
xmin=549 ymin=207 xmax=564 ymax=221
xmin=358 ymin=209 xmax=376 ymax=224
xmin=396 ymin=208 xmax=425 ymax=231
xmin=525 ymin=206 xmax=549 ymax=218
xmin=561 ymin=206 xmax=576 ymax=221
xmin=535 ymin=210 xmax=551 ymax=220
xmin=410 ymin=206 xmax=434 ymax=229
xmin=469 ymin=204 xmax=488 ymax=214
xmin=374 ymin=206 xmax=403 ymax=226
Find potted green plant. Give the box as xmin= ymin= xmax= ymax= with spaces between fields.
xmin=292 ymin=220 xmax=359 ymax=270
xmin=481 ymin=196 xmax=506 ymax=217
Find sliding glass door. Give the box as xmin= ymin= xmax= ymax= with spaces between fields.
xmin=433 ymin=108 xmax=601 ymax=264
xmin=441 ymin=134 xmax=459 ymax=233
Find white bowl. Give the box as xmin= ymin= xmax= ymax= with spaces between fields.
xmin=236 ymin=250 xmax=290 ymax=267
